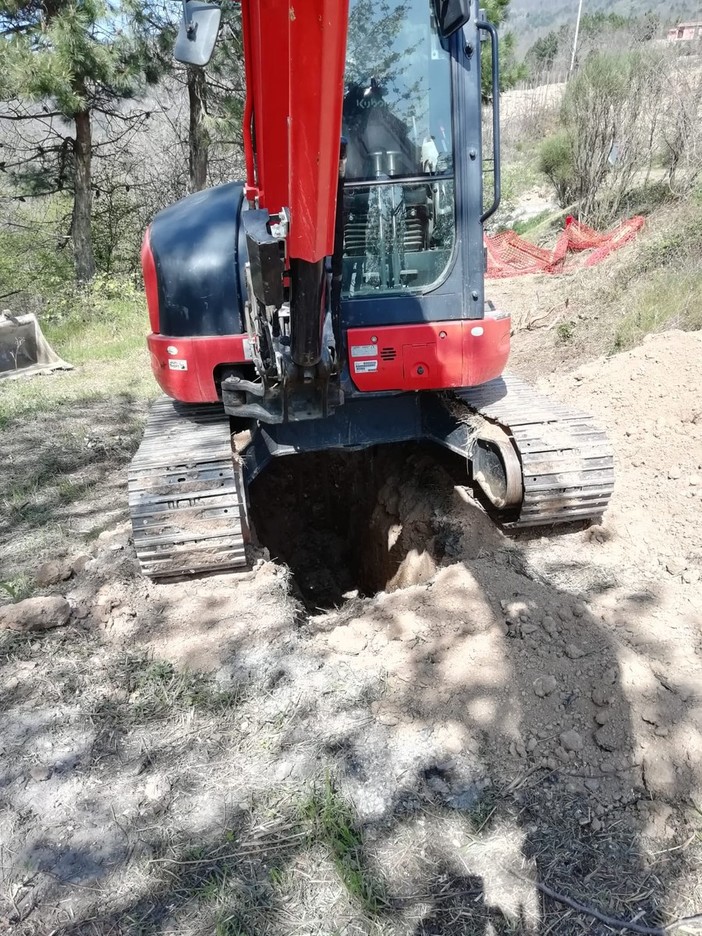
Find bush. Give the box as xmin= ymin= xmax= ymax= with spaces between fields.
xmin=538 ymin=47 xmax=701 ymax=224
xmin=539 ymin=132 xmax=575 ymax=208
xmin=560 ymin=49 xmax=656 ymax=223
xmin=0 ymin=196 xmax=75 ymax=310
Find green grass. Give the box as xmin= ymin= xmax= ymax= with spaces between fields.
xmin=0 ymin=280 xmax=156 ymax=577
xmin=512 ymin=209 xmax=557 ymax=237
xmin=613 ymin=266 xmax=702 ymax=351
xmin=602 ymin=196 xmax=702 ymax=351
xmin=556 ymin=320 xmax=577 ymax=344
xmin=130 ymin=659 xmax=241 ymax=718
xmin=0 ymin=275 xmax=157 ymax=426
xmin=0 ymin=573 xmax=36 ymax=603
xmin=501 ymin=153 xmax=542 ymax=205
xmin=299 ymin=773 xmax=386 ymax=914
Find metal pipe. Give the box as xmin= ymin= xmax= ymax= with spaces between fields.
xmin=289 ymin=258 xmax=326 ymax=368
xmin=570 ymin=0 xmax=584 ymax=75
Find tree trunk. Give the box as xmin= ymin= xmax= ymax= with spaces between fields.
xmin=72 ymin=109 xmax=96 ymax=282
xmin=188 ymin=66 xmax=209 ymax=192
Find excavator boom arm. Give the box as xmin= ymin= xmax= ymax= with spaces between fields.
xmin=241 ymin=0 xmax=350 ymax=265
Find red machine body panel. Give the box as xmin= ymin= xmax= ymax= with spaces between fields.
xmin=148 ymin=333 xmax=252 ymax=403
xmin=347 ymin=316 xmax=510 ymax=393
xmin=141 ymin=231 xmax=160 ymax=335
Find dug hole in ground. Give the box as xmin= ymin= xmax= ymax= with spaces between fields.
xmin=1 ymin=327 xmax=702 ymax=934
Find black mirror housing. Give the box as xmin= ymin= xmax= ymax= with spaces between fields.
xmin=433 ymin=0 xmax=471 ymax=37
xmin=174 ymin=0 xmax=221 ymax=67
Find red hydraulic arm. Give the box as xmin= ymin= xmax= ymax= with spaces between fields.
xmin=240 ymin=0 xmax=349 ymax=266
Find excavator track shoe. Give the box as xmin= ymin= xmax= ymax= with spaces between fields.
xmin=128 ymin=397 xmax=248 ymax=578
xmin=456 ymin=375 xmax=614 ymax=527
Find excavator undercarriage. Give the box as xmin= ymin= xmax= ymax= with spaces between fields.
xmin=128 ymin=380 xmax=614 ymax=579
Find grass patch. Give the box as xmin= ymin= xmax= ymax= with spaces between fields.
xmin=42 ymin=276 xmax=147 ymax=365
xmin=300 ymin=773 xmax=386 ymax=914
xmin=0 ymin=274 xmax=157 ymax=427
xmin=501 ymin=152 xmax=542 ymax=205
xmin=613 ymin=265 xmax=702 ymax=351
xmin=603 ymin=198 xmax=702 ymax=350
xmin=626 ymin=213 xmax=702 ymax=280
xmin=556 ymin=320 xmax=577 ymax=344
xmin=130 ymin=659 xmax=241 ymax=718
xmin=0 ymin=573 xmax=36 ymax=603
xmin=512 ymin=209 xmax=557 ymax=237
xmin=0 ymin=275 xmax=156 ymax=573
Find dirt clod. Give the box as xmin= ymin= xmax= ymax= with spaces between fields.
xmin=666 ymin=557 xmax=688 ymax=576
xmin=29 ymin=765 xmax=52 ymax=782
xmin=533 ymin=674 xmax=557 ymax=697
xmin=560 ymin=729 xmax=584 ymax=753
xmin=326 ymin=623 xmax=368 ymax=655
xmin=642 ymin=752 xmax=677 ymax=797
xmin=70 ymin=553 xmax=91 ymax=575
xmin=0 ymin=595 xmax=71 ymax=632
xmin=35 ymin=558 xmax=73 ymax=586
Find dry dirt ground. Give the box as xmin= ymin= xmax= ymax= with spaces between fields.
xmin=1 ymin=326 xmax=702 ymax=935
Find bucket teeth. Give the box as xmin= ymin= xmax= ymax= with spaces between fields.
xmin=128 ymin=397 xmax=249 ymax=578
xmin=455 ymin=375 xmax=615 ymax=528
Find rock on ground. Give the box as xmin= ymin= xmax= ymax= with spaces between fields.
xmin=0 ymin=596 xmax=71 ymax=632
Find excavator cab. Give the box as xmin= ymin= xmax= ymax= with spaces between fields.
xmin=341 ymin=2 xmax=460 ymax=297
xmin=335 ymin=0 xmax=506 ymax=399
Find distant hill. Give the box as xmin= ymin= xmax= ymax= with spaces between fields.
xmin=506 ymin=0 xmax=702 ymax=53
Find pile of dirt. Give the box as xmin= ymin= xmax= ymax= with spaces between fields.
xmin=1 ymin=330 xmax=702 ymax=934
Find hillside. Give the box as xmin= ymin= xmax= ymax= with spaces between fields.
xmin=508 ymin=0 xmax=701 ymax=52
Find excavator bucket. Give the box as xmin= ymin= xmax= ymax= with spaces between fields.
xmin=0 ymin=312 xmax=72 ymax=380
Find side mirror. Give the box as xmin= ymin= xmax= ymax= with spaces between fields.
xmin=433 ymin=0 xmax=471 ymax=38
xmin=174 ymin=0 xmax=221 ymax=67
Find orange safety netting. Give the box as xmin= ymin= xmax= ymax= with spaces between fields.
xmin=485 ymin=215 xmax=645 ymax=279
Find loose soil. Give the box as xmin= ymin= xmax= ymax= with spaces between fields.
xmin=1 ymin=329 xmax=701 ymax=935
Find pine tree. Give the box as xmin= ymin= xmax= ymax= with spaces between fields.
xmin=0 ymin=0 xmax=161 ymax=281
xmin=126 ymin=0 xmax=244 ymax=193
xmin=482 ymin=0 xmax=527 ymax=101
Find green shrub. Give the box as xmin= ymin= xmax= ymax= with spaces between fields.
xmin=556 ymin=320 xmax=576 ymax=343
xmin=539 ymin=132 xmax=575 ymax=207
xmin=539 ymin=47 xmax=678 ymax=224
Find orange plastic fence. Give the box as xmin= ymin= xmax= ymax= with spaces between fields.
xmin=485 ymin=215 xmax=645 ymax=279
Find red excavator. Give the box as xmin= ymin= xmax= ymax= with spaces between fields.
xmin=128 ymin=0 xmax=614 ymax=578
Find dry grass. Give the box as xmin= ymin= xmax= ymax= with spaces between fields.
xmin=0 ymin=281 xmax=157 ymax=581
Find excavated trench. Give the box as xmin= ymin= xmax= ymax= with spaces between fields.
xmin=248 ymin=444 xmax=461 ymax=609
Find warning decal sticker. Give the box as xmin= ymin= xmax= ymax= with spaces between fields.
xmin=354 ymin=359 xmax=378 ymax=373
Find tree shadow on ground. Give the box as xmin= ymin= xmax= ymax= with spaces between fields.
xmin=0 ymin=392 xmax=148 ymax=574
xmin=0 ymin=447 xmax=700 ymax=935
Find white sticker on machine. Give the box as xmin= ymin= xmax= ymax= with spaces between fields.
xmin=242 ymin=337 xmax=254 ymax=361
xmin=168 ymin=359 xmax=188 ymax=371
xmin=350 ymin=344 xmax=378 ymax=358
xmin=354 ymin=359 xmax=378 ymax=373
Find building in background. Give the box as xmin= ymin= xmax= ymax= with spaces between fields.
xmin=667 ymin=21 xmax=702 ymax=41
